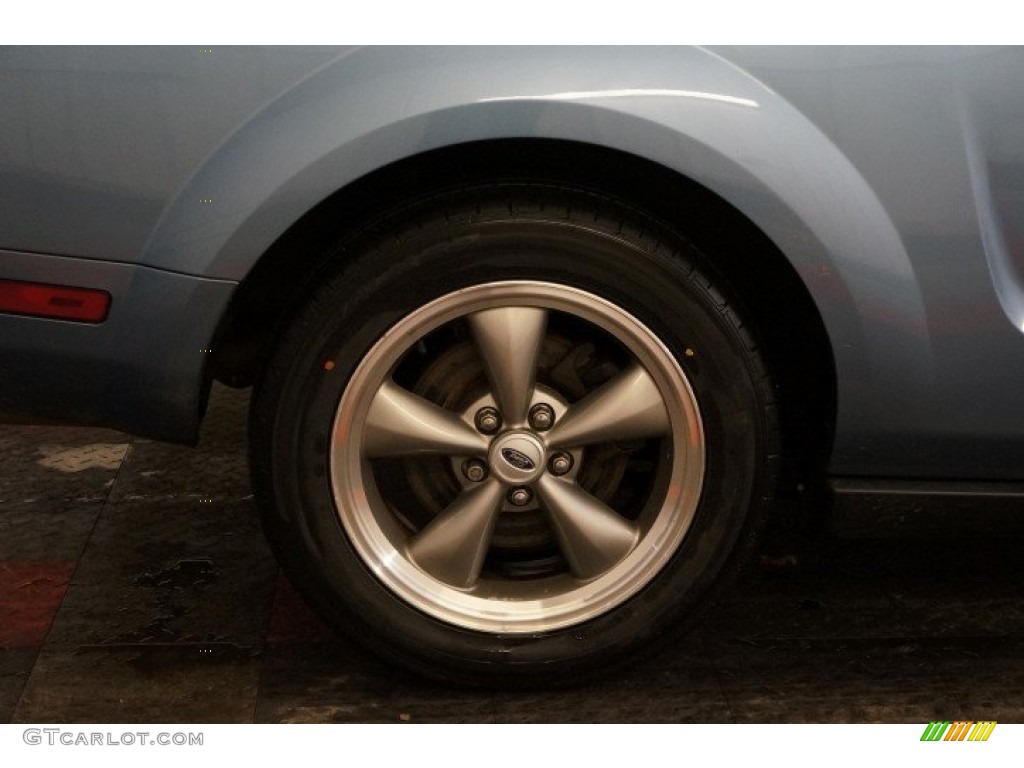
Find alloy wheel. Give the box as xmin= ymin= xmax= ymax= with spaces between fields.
xmin=329 ymin=280 xmax=706 ymax=633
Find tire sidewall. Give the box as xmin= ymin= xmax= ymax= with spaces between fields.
xmin=256 ymin=197 xmax=770 ymax=683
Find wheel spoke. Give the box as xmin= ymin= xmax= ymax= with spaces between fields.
xmin=546 ymin=362 xmax=669 ymax=449
xmin=406 ymin=479 xmax=505 ymax=588
xmin=362 ymin=379 xmax=488 ymax=458
xmin=468 ymin=307 xmax=547 ymax=424
xmin=536 ymin=475 xmax=639 ymax=580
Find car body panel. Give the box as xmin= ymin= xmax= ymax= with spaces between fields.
xmin=0 ymin=45 xmax=344 ymax=263
xmin=1 ymin=46 xmax=1023 ymax=477
xmin=715 ymin=46 xmax=1024 ymax=477
xmin=0 ymin=248 xmax=234 ymax=441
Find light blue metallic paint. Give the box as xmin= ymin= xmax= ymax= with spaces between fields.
xmin=716 ymin=46 xmax=1024 ymax=477
xmin=136 ymin=46 xmax=930 ymax=476
xmin=0 ymin=249 xmax=234 ymax=441
xmin=1 ymin=46 xmax=1022 ymax=477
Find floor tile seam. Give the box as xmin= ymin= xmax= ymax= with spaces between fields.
xmin=15 ymin=438 xmax=136 ymax=718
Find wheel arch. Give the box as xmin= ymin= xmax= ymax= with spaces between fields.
xmin=182 ymin=45 xmax=930 ymax=485
xmin=211 ymin=137 xmax=837 ymax=489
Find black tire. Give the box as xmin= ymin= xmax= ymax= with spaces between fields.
xmin=250 ymin=184 xmax=778 ymax=686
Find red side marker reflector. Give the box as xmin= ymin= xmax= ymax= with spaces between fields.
xmin=0 ymin=279 xmax=111 ymax=323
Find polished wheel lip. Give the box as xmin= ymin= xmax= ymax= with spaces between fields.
xmin=329 ymin=280 xmax=705 ymax=634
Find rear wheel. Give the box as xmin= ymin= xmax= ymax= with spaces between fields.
xmin=251 ymin=185 xmax=777 ymax=685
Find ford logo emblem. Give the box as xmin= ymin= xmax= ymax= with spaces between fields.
xmin=501 ymin=448 xmax=535 ymax=471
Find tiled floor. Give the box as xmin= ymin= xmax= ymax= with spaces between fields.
xmin=2 ymin=385 xmax=1023 ymax=723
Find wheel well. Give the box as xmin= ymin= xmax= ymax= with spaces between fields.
xmin=211 ymin=138 xmax=836 ymax=489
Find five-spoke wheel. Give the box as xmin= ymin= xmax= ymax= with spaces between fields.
xmin=251 ymin=185 xmax=775 ymax=684
xmin=331 ymin=282 xmax=704 ymax=632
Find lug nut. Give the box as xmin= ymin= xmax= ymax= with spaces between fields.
xmin=548 ymin=452 xmax=573 ymax=476
xmin=462 ymin=459 xmax=488 ymax=483
xmin=474 ymin=407 xmax=502 ymax=434
xmin=528 ymin=403 xmax=555 ymax=431
xmin=507 ymin=487 xmax=533 ymax=507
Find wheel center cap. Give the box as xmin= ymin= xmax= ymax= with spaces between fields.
xmin=489 ymin=432 xmax=546 ymax=484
